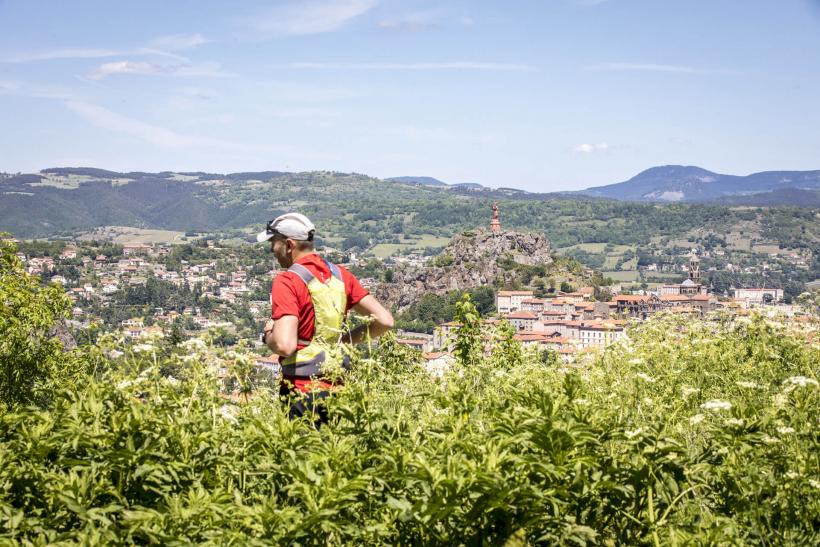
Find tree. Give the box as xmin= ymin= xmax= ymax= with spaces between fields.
xmin=0 ymin=237 xmax=89 ymax=410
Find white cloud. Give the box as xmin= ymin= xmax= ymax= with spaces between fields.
xmin=282 ymin=61 xmax=535 ymax=71
xmin=573 ymin=142 xmax=609 ymax=154
xmin=89 ymin=60 xmax=230 ymax=80
xmin=150 ymin=33 xmax=208 ymax=50
xmin=587 ymin=63 xmax=736 ymax=74
xmin=245 ymin=0 xmax=378 ymax=35
xmin=2 ymin=48 xmax=121 ymax=63
xmin=64 ymin=100 xmax=237 ymax=149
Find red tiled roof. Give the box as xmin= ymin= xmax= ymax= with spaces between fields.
xmin=507 ymin=311 xmax=537 ymax=319
xmin=615 ymin=295 xmax=650 ymax=302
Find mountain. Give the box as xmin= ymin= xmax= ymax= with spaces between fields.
xmin=386 ymin=176 xmax=448 ymax=187
xmin=581 ymin=165 xmax=820 ymax=202
xmin=375 ymin=228 xmax=555 ymax=310
xmin=450 ymin=182 xmax=485 ymax=190
xmin=715 ymin=187 xmax=820 ymax=208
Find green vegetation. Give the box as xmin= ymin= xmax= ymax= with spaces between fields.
xmin=2 ymin=238 xmax=819 ymax=543
xmin=3 ymin=170 xmax=817 ymax=296
xmin=394 ymin=287 xmax=496 ymax=333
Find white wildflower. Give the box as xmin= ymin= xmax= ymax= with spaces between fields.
xmin=218 ymin=405 xmax=238 ymax=425
xmin=636 ymin=373 xmax=656 ymax=383
xmin=701 ymin=400 xmax=732 ymax=412
xmin=689 ymin=414 xmax=706 ymax=425
xmin=573 ymin=398 xmax=590 ymax=406
xmin=772 ymin=393 xmax=789 ymax=408
xmin=182 ymin=338 xmax=207 ymax=351
xmin=108 ymin=349 xmax=124 ymax=359
xmin=166 ymin=376 xmax=179 ymax=386
xmin=629 ymin=358 xmax=644 ymax=365
xmin=117 ymin=380 xmax=132 ymax=390
xmin=133 ymin=343 xmax=155 ymax=353
xmin=681 ymin=387 xmax=700 ymax=398
xmin=725 ymin=418 xmax=744 ymax=427
xmin=494 ymin=370 xmax=507 ymax=378
xmin=761 ymin=434 xmax=780 ymax=445
xmin=736 ymin=381 xmax=760 ymax=389
xmin=625 ymin=428 xmax=642 ymax=439
xmin=785 ymin=471 xmax=799 ymax=480
xmin=777 ymin=426 xmax=795 ymax=435
xmin=784 ymin=376 xmax=818 ymax=388
xmin=809 ymin=479 xmax=820 ymax=490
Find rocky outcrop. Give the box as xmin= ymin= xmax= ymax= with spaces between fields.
xmin=375 ymin=229 xmax=552 ymax=309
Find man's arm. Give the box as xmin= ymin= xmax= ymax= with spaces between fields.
xmin=342 ymin=295 xmax=394 ymax=345
xmin=264 ymin=315 xmax=298 ymax=356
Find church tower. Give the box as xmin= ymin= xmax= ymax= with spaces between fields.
xmin=688 ymin=252 xmax=700 ymax=283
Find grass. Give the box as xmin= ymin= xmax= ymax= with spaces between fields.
xmin=752 ymin=244 xmax=782 ymax=254
xmin=560 ymin=243 xmax=607 ymax=253
xmin=603 ymin=270 xmax=640 ymax=282
xmin=77 ymin=226 xmax=187 ymax=244
xmin=370 ymin=235 xmax=451 ymax=258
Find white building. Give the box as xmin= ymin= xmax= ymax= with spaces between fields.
xmin=496 ymin=291 xmax=534 ymax=314
xmin=732 ymin=288 xmax=784 ymax=305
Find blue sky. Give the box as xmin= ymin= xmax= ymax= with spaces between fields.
xmin=1 ymin=0 xmax=819 ymax=191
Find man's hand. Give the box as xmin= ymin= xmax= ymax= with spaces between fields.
xmin=264 ymin=319 xmax=275 ymax=333
xmin=343 ymin=295 xmax=394 ymax=345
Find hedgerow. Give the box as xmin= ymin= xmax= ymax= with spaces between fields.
xmin=1 ymin=239 xmax=818 ymax=545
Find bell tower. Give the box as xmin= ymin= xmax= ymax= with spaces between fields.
xmin=688 ymin=252 xmax=700 ymax=283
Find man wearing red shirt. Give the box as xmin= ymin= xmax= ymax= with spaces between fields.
xmin=258 ymin=213 xmax=393 ymax=423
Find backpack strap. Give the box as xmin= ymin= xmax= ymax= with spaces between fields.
xmin=287 ymin=263 xmax=315 ymax=285
xmin=323 ymin=258 xmax=343 ymax=281
xmin=288 ymin=260 xmax=341 ymax=285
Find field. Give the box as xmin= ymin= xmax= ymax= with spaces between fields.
xmin=76 ymin=226 xmax=188 ymax=244
xmin=603 ymin=270 xmax=640 ymax=282
xmin=370 ymin=235 xmax=451 ymax=258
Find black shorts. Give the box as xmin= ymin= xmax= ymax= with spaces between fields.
xmin=279 ymin=383 xmax=330 ymax=427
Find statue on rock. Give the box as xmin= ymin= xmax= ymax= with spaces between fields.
xmin=490 ymin=202 xmax=502 ymax=233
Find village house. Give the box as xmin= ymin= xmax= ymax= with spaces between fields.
xmin=496 ymin=290 xmax=535 ymax=314
xmin=123 ymin=243 xmax=151 ymax=256
xmin=505 ymin=311 xmax=538 ymax=331
xmin=732 ymin=288 xmax=784 ymax=306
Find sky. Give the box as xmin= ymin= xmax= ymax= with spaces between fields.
xmin=1 ymin=0 xmax=820 ymax=192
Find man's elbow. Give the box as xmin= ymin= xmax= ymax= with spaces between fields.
xmin=272 ymin=336 xmax=297 ymax=357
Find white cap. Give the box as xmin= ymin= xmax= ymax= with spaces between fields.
xmin=256 ymin=212 xmax=315 ymax=243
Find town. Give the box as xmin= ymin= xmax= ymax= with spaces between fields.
xmin=12 ymin=204 xmax=811 ymax=383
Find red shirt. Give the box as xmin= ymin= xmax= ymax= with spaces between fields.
xmin=270 ymin=253 xmax=369 ymax=391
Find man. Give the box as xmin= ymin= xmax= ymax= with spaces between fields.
xmin=257 ymin=212 xmax=393 ymax=423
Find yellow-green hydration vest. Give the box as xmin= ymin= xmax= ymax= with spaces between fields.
xmin=280 ymin=259 xmax=349 ymax=378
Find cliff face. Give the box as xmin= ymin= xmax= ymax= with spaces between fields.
xmin=375 ymin=229 xmax=552 ymax=309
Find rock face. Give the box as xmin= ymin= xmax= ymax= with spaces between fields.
xmin=376 ymin=229 xmax=552 ymax=309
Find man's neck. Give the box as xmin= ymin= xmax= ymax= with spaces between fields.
xmin=290 ymin=250 xmax=316 ymax=264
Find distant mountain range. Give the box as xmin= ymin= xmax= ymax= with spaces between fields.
xmin=388 ymin=165 xmax=820 ymax=204
xmin=578 ymin=165 xmax=820 ymax=202
xmin=385 ymin=176 xmax=448 ymax=187
xmin=1 ymin=165 xmax=817 ymax=238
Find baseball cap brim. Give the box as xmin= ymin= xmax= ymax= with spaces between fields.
xmin=256 ymin=230 xmax=275 ymax=243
